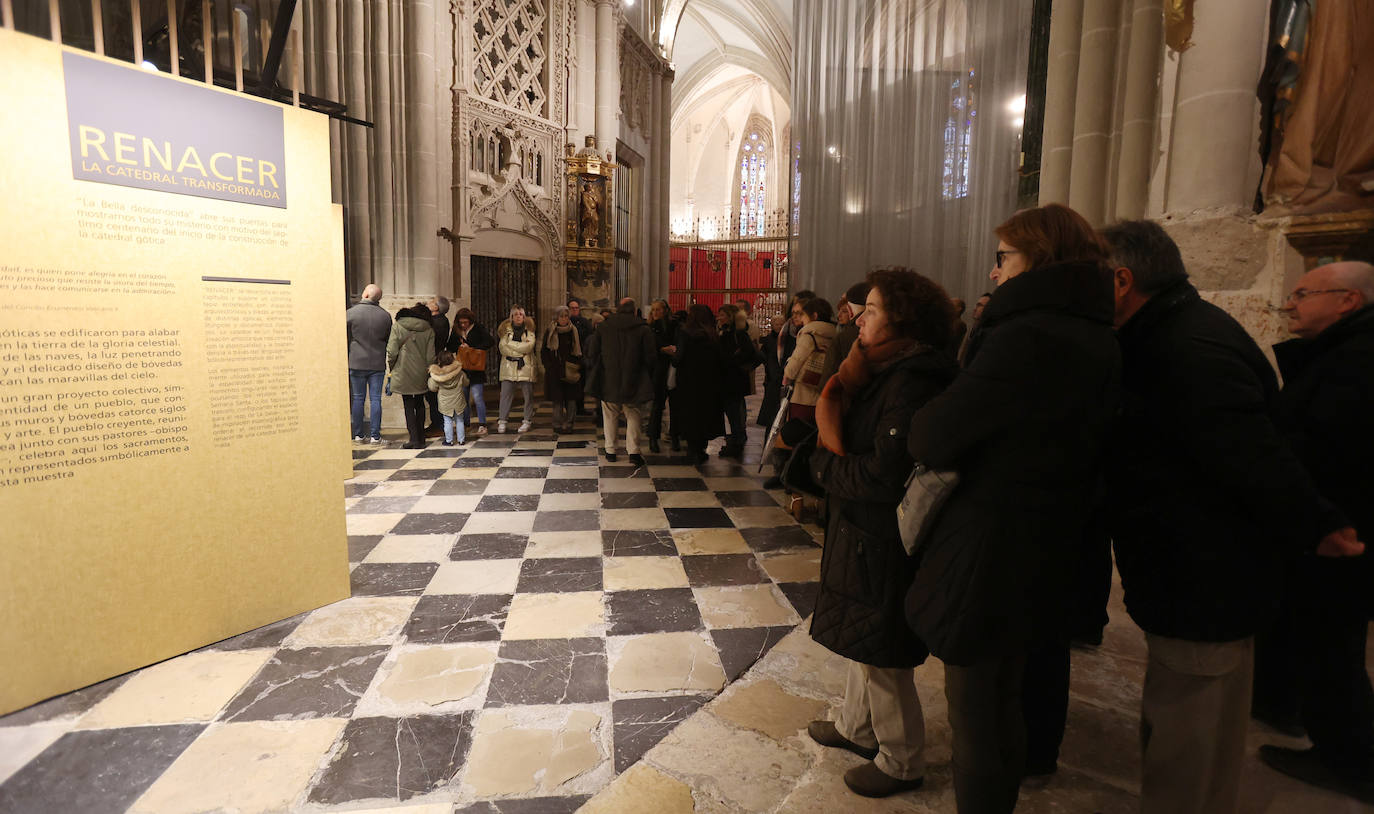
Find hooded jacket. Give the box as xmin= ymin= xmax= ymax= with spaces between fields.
xmin=427 ymin=359 xmax=469 ymax=416
xmin=386 ymin=305 xmax=436 ymax=395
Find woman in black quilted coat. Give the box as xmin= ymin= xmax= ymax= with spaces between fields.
xmin=806 ymin=268 xmax=958 ymax=799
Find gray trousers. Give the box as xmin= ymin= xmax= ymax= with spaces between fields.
xmin=1141 ymin=634 xmax=1253 ymax=814
xmin=835 ymin=660 xmax=926 ymax=780
xmin=498 ymin=380 xmax=533 ymax=424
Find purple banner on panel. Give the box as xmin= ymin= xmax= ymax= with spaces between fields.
xmin=63 ymin=51 xmax=287 ymax=209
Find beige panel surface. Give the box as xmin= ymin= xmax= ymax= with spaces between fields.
xmin=0 ymin=30 xmax=350 ymax=714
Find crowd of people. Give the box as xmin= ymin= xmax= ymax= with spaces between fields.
xmin=344 ymin=201 xmax=1374 ymax=813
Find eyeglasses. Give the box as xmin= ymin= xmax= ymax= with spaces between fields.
xmin=995 ymin=249 xmax=1021 ymax=269
xmin=1286 ymin=288 xmax=1352 ymax=303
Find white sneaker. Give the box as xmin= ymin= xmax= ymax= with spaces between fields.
xmin=473 ymin=425 xmax=488 ymax=437
xmin=497 ymin=421 xmax=508 ymax=434
xmin=369 ymin=436 xmax=383 ymax=444
xmin=518 ymin=422 xmax=531 ymax=433
xmin=353 ymin=435 xmax=364 ymax=443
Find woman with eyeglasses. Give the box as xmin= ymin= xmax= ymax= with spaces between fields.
xmin=902 ymin=204 xmax=1122 ymax=812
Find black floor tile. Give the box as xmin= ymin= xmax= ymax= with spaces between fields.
xmin=485 ymin=638 xmax=608 ymax=707
xmin=349 ymin=496 xmax=422 ymax=514
xmin=417 ymin=447 xmax=466 ymax=458
xmin=777 ymin=581 xmax=820 ymax=618
xmin=475 ymin=494 xmax=541 ymax=512
xmin=0 ymin=725 xmax=205 ymax=814
xmin=455 ymin=797 xmax=592 ymax=814
xmin=531 ymin=510 xmax=600 ymax=532
xmin=516 ymin=558 xmax=603 ymax=593
xmin=353 ymin=458 xmax=406 ymax=471
xmin=200 ymin=612 xmax=309 ymax=652
xmin=308 ymin=713 xmax=474 ymax=804
xmin=663 ymin=507 xmax=734 ymax=529
xmin=349 ymin=563 xmax=439 ymax=596
xmin=455 ymin=456 xmax=508 ymax=468
xmin=402 ymin=595 xmax=511 ymax=643
xmin=391 ymin=513 xmax=469 ymax=535
xmin=601 ymin=492 xmax=659 ymax=510
xmin=344 ymin=482 xmax=379 ymax=497
xmin=348 ymin=535 xmax=385 ymax=562
xmin=449 ymin=533 xmax=529 ymax=560
xmin=496 ymin=466 xmax=549 ymax=479
xmin=221 ymin=647 xmax=390 ymax=722
xmin=606 ymin=588 xmax=704 ymax=635
xmin=681 ymin=554 xmax=768 ymax=587
xmin=388 ymin=468 xmax=449 ymax=481
xmin=542 ymin=479 xmax=600 ymax=494
xmin=652 ymin=478 xmax=708 ymax=492
xmin=612 ymin=695 xmax=711 ymax=772
xmin=741 ymin=526 xmax=819 ymax=552
xmin=428 ymin=479 xmax=490 ymax=495
xmin=709 ymin=626 xmax=796 ymax=682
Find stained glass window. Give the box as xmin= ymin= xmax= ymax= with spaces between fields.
xmin=737 ymin=130 xmax=768 ymax=237
xmin=943 ymin=71 xmax=975 ymax=200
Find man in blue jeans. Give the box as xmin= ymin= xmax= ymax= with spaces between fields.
xmin=346 ymin=284 xmax=392 ymax=442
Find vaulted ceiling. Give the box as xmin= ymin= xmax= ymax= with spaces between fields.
xmin=660 ymin=0 xmax=791 ymax=119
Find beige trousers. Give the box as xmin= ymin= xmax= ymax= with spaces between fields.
xmin=1141 ymin=633 xmax=1254 ymax=814
xmin=835 ymin=660 xmax=926 ymax=780
xmin=601 ymin=401 xmax=646 ymax=455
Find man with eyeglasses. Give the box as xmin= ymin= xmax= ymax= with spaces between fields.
xmin=1257 ymin=261 xmax=1374 ymax=804
xmin=1100 ymin=220 xmax=1364 ymax=814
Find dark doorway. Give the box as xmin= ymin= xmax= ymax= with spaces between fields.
xmin=470 ymin=255 xmax=539 ymax=382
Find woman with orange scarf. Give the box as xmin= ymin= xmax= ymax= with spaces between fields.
xmin=805 ymin=268 xmax=959 ymax=799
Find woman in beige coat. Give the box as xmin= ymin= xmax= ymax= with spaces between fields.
xmin=783 ymin=298 xmax=837 ymax=422
xmin=496 ymin=306 xmax=539 ymax=433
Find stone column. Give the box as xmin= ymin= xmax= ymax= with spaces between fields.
xmin=594 ymin=0 xmax=619 ymax=153
xmin=645 ymin=68 xmax=662 ymax=304
xmin=1039 ymin=0 xmax=1083 ymax=206
xmin=573 ymin=0 xmax=596 ymax=145
xmin=1114 ymin=0 xmax=1164 ymax=221
xmin=1163 ymin=0 xmax=1268 ymax=212
xmin=658 ymin=71 xmax=672 ymax=298
xmin=407 ymin=0 xmax=440 ymax=297
xmin=342 ymin=0 xmax=374 ymax=287
xmin=1066 ymin=0 xmax=1120 ymax=224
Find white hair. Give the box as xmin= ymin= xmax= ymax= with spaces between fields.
xmin=1328 ymin=261 xmax=1374 ymax=305
xmin=509 ymin=305 xmax=526 ymax=318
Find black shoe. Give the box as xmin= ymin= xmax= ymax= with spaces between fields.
xmin=628 ymin=453 xmax=646 ymax=467
xmin=763 ymin=475 xmax=784 ymax=490
xmin=649 ymin=439 xmax=661 ymax=454
xmin=843 ymin=762 xmax=924 ymax=798
xmin=402 ymin=441 xmax=423 ymax=449
xmin=1259 ymin=745 xmax=1374 ymax=805
xmin=604 ymin=451 xmax=617 ymax=463
xmin=1252 ymin=704 xmax=1307 ymax=738
xmin=718 ymin=444 xmax=743 ymax=459
xmin=808 ymin=721 xmax=878 ymax=761
xmin=670 ymin=438 xmax=681 ymax=452
xmin=442 ymin=440 xmax=455 ymax=447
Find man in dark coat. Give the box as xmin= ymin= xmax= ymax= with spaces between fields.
xmin=1258 ymin=261 xmax=1374 ymax=804
xmin=423 ymin=296 xmax=452 ymax=437
xmin=586 ymin=298 xmax=655 ymax=465
xmin=569 ymin=298 xmax=594 ymax=417
xmin=1101 ymin=221 xmax=1364 ymax=814
xmin=758 ymin=314 xmax=793 ymax=429
xmin=346 ymin=283 xmax=392 ymax=443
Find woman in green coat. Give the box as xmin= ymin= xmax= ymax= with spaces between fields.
xmin=386 ymin=303 xmax=435 ymax=448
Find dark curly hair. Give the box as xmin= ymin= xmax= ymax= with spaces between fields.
xmin=866 ymin=267 xmax=956 ymax=348
xmin=802 ymin=297 xmax=834 ymax=323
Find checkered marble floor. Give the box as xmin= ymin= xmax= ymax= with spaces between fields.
xmin=0 ymin=403 xmax=823 ymax=813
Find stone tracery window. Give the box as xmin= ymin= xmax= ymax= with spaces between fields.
xmin=737 ymin=128 xmax=769 ymax=237
xmin=943 ymin=71 xmax=974 ymax=200
xmin=473 ymin=0 xmax=548 ymax=116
